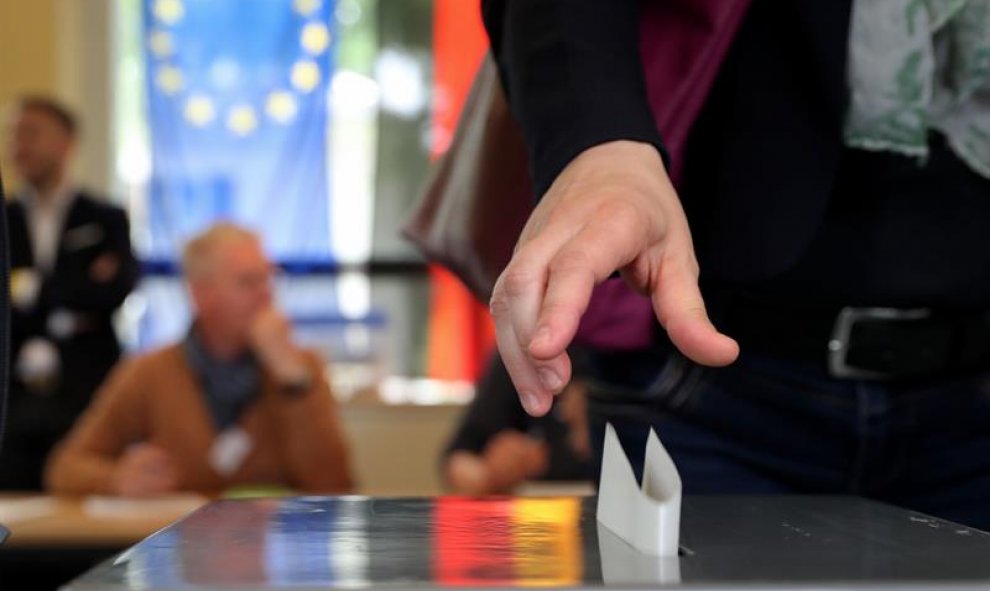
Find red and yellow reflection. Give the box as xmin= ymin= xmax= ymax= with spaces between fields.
xmin=433 ymin=497 xmax=583 ymax=587
xmin=425 ymin=0 xmax=495 ymax=384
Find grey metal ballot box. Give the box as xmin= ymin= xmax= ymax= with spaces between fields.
xmin=65 ymin=495 xmax=990 ymax=590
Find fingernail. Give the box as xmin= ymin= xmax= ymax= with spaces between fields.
xmin=538 ymin=368 xmax=563 ymax=391
xmin=520 ymin=391 xmax=541 ymax=414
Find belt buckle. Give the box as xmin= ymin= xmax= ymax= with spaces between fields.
xmin=827 ymin=306 xmax=932 ymax=380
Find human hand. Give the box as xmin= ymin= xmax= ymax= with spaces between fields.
xmin=482 ymin=430 xmax=548 ymax=492
xmin=89 ymin=253 xmax=120 ymax=283
xmin=248 ymin=307 xmax=309 ymax=384
xmin=109 ymin=443 xmax=178 ymax=497
xmin=490 ymin=141 xmax=739 ymax=416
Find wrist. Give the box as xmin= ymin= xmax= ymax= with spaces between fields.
xmin=568 ymin=140 xmax=667 ymax=180
xmin=539 ymin=135 xmax=668 ymax=197
xmin=259 ymin=346 xmax=309 ymax=383
xmin=277 ymin=371 xmax=313 ymax=397
xmin=270 ymin=355 xmax=314 ymax=396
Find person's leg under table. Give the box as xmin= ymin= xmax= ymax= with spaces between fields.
xmin=587 ymin=348 xmax=990 ymax=532
xmin=872 ymin=371 xmax=990 ymax=532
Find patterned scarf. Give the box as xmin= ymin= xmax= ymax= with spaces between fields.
xmin=183 ymin=327 xmax=262 ymax=430
xmin=844 ymin=0 xmax=990 ymax=178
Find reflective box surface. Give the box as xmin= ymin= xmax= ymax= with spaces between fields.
xmin=65 ymin=495 xmax=990 ymax=590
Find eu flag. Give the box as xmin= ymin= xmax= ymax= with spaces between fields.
xmin=142 ymin=0 xmax=335 ymax=262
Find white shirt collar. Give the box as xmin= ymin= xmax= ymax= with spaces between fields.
xmin=19 ymin=179 xmax=77 ymax=215
xmin=18 ymin=180 xmax=78 ymax=274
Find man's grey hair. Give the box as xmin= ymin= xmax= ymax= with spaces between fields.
xmin=181 ymin=222 xmax=261 ymax=281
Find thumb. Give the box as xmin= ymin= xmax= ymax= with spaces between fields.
xmin=652 ymin=254 xmax=739 ymax=367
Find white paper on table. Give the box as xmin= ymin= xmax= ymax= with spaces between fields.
xmin=596 ymin=422 xmax=682 ymax=557
xmin=0 ymin=497 xmax=58 ymax=524
xmin=82 ymin=494 xmax=208 ymax=520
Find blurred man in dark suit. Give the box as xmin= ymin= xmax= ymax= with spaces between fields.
xmin=1 ymin=96 xmax=138 ymax=489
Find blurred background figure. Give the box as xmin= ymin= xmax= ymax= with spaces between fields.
xmin=0 ymin=0 xmax=507 ymax=503
xmin=45 ymin=223 xmax=353 ymax=497
xmin=1 ymin=96 xmax=138 ymax=490
xmin=0 ymin=2 xmax=497 ymax=588
xmin=443 ymin=353 xmax=592 ymax=495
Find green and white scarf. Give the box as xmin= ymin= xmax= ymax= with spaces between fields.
xmin=844 ymin=0 xmax=990 ymax=178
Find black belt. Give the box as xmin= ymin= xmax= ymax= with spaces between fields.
xmin=722 ymin=298 xmax=990 ymax=380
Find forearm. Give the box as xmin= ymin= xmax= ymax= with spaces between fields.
xmin=44 ymin=359 xmax=147 ymax=495
xmin=48 ymin=212 xmax=139 ymax=313
xmin=273 ymin=373 xmax=354 ymax=493
xmin=45 ymin=447 xmax=115 ymax=495
xmin=481 ymin=0 xmax=665 ymax=194
xmin=48 ymin=256 xmax=138 ymax=313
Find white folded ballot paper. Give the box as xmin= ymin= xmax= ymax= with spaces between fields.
xmin=596 ymin=422 xmax=682 ymax=557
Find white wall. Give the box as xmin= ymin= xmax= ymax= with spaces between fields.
xmin=55 ymin=0 xmax=115 ymax=196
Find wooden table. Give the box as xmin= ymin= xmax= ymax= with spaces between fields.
xmin=0 ymin=494 xmax=207 ymax=590
xmin=0 ymin=494 xmax=207 ymax=549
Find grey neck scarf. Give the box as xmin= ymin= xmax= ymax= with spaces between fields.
xmin=844 ymin=0 xmax=990 ymax=178
xmin=183 ymin=326 xmax=262 ymax=430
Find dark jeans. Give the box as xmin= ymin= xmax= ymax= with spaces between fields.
xmin=587 ymin=351 xmax=990 ymax=531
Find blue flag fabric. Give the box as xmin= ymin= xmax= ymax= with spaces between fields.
xmin=142 ymin=0 xmax=335 ymax=262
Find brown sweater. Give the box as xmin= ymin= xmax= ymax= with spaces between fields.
xmin=45 ymin=344 xmax=354 ymax=495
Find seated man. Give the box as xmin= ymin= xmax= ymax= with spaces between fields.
xmin=45 ymin=223 xmax=354 ymax=496
xmin=443 ymin=353 xmax=592 ymax=495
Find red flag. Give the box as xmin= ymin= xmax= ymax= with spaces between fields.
xmin=425 ymin=0 xmax=494 ymax=382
